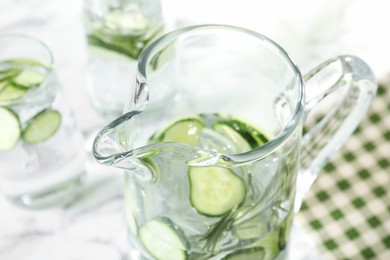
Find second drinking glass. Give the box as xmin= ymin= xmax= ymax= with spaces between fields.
xmin=0 ymin=34 xmax=86 ymax=208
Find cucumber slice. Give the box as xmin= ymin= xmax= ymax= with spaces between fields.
xmin=256 ymin=230 xmax=280 ymax=260
xmin=22 ymin=109 xmax=61 ymax=144
xmin=0 ymin=58 xmax=48 ymax=68
xmin=12 ymin=69 xmax=45 ymax=88
xmin=0 ymin=107 xmax=21 ymax=151
xmin=0 ymin=84 xmax=27 ymax=102
xmin=140 ymin=217 xmax=187 ymax=260
xmin=0 ymin=68 xmax=22 ymax=82
xmin=214 ymin=117 xmax=269 ymax=149
xmin=150 ymin=118 xmax=205 ymax=146
xmin=221 ymin=119 xmax=269 ymax=148
xmin=223 ymin=247 xmax=265 ymax=260
xmin=189 ymin=166 xmax=246 ymax=216
xmin=233 ymin=215 xmax=268 ymax=241
xmin=213 ymin=123 xmax=252 ymax=153
xmin=0 ymin=81 xmax=7 ymax=92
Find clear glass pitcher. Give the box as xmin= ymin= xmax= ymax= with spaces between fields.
xmin=93 ymin=25 xmax=376 ymax=260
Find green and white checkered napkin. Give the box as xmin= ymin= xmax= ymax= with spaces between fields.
xmin=297 ymin=80 xmax=390 ymax=259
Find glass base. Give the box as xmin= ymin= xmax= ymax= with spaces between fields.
xmin=7 ymin=172 xmax=86 ymax=209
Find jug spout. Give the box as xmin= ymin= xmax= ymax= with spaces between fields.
xmin=93 ymin=78 xmax=153 ymax=170
xmin=92 ymin=110 xmax=140 ymax=169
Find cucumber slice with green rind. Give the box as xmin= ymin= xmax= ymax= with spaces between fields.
xmin=217 ymin=118 xmax=269 ymax=149
xmin=233 ymin=215 xmax=268 ymax=240
xmin=150 ymin=118 xmax=205 ymax=146
xmin=0 ymin=81 xmax=7 ymax=92
xmin=0 ymin=84 xmax=27 ymax=102
xmin=223 ymin=247 xmax=265 ymax=260
xmin=140 ymin=217 xmax=187 ymax=260
xmin=0 ymin=107 xmax=21 ymax=151
xmin=0 ymin=68 xmax=22 ymax=82
xmin=213 ymin=123 xmax=252 ymax=153
xmin=256 ymin=230 xmax=280 ymax=260
xmin=12 ymin=69 xmax=45 ymax=88
xmin=189 ymin=166 xmax=246 ymax=216
xmin=22 ymin=109 xmax=62 ymax=144
xmin=0 ymin=58 xmax=48 ymax=68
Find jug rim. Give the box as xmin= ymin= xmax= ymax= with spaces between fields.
xmin=135 ymin=24 xmax=305 ymax=162
xmin=0 ymin=33 xmax=54 ymax=67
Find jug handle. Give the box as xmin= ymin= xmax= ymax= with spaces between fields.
xmin=294 ymin=55 xmax=377 ymax=211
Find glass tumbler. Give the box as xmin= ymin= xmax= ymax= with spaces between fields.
xmin=0 ymin=34 xmax=86 ymax=208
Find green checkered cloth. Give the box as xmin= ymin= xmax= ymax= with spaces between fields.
xmin=297 ymin=81 xmax=390 ymax=259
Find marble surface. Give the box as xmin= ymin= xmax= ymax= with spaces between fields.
xmin=0 ymin=167 xmax=128 ymax=260
xmin=0 ymin=169 xmax=127 ymax=260
xmin=1 ymin=0 xmax=389 ymax=259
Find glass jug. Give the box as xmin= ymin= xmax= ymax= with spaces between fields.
xmin=93 ymin=25 xmax=376 ymax=259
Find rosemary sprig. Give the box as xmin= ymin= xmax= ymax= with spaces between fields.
xmin=200 ymin=211 xmax=236 ymax=252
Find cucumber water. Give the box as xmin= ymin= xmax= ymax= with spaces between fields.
xmin=84 ymin=7 xmax=164 ymax=119
xmin=86 ymin=10 xmax=163 ymax=60
xmin=125 ymin=114 xmax=297 ymax=259
xmin=0 ymin=36 xmax=86 ymax=209
xmin=0 ymin=58 xmax=62 ymax=150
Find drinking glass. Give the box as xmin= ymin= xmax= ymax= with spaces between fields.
xmin=0 ymin=34 xmax=86 ymax=208
xmin=83 ymin=0 xmax=164 ymax=122
xmin=93 ymin=25 xmax=377 ymax=259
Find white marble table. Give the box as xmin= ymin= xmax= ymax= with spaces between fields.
xmin=1 ymin=0 xmax=389 ymax=259
xmin=0 ymin=165 xmax=128 ymax=260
